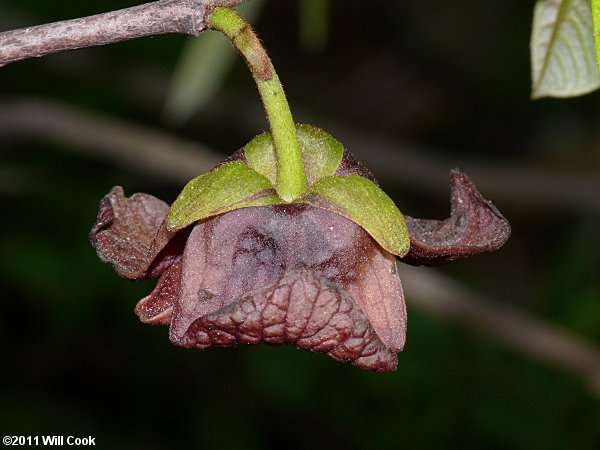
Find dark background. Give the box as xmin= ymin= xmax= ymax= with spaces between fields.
xmin=1 ymin=1 xmax=599 ymax=448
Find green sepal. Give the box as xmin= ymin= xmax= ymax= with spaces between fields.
xmin=303 ymin=175 xmax=410 ymax=257
xmin=167 ymin=161 xmax=281 ymax=231
xmin=245 ymin=124 xmax=344 ymax=188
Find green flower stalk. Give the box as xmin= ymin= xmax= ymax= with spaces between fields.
xmin=209 ymin=6 xmax=307 ymax=202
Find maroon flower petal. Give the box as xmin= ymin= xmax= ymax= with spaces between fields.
xmin=400 ymin=170 xmax=511 ymax=266
xmin=345 ymin=248 xmax=406 ymax=352
xmin=171 ymin=269 xmax=398 ymax=372
xmin=166 ymin=204 xmax=407 ymax=354
xmin=90 ymin=187 xmax=182 ymax=280
xmin=168 ymin=209 xmax=289 ymax=343
xmin=134 ymin=256 xmax=182 ymax=325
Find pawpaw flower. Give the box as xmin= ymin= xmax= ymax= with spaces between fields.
xmin=90 ymin=125 xmax=510 ymax=372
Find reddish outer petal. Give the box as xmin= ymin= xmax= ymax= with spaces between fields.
xmin=168 ymin=204 xmax=407 ymax=359
xmin=345 ymin=249 xmax=406 ymax=351
xmin=90 ymin=186 xmax=183 ymax=280
xmin=169 ymin=208 xmax=287 ymax=344
xmin=134 ymin=256 xmax=182 ymax=325
xmin=297 ymin=207 xmax=406 ymax=351
xmin=400 ymin=169 xmax=511 ymax=266
xmin=334 ymin=155 xmax=510 ymax=267
xmin=177 ymin=269 xmax=398 ymax=372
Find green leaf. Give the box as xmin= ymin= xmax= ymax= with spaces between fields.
xmin=593 ymin=0 xmax=600 ymax=73
xmin=303 ymin=175 xmax=410 ymax=257
xmin=531 ymin=0 xmax=600 ymax=98
xmin=167 ymin=162 xmax=280 ymax=231
xmin=245 ymin=124 xmax=344 ymax=187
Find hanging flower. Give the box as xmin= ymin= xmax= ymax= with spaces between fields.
xmin=90 ymin=125 xmax=510 ymax=372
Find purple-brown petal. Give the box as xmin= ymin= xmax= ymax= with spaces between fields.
xmin=344 ymin=248 xmax=406 ymax=352
xmin=164 ymin=204 xmax=407 ymax=364
xmin=168 ymin=209 xmax=288 ymax=343
xmin=400 ymin=169 xmax=511 ymax=266
xmin=134 ymin=256 xmax=182 ymax=325
xmin=90 ymin=186 xmax=182 ymax=280
xmin=172 ymin=269 xmax=398 ymax=372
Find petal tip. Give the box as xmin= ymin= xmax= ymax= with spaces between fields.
xmin=401 ymin=170 xmax=511 ymax=266
xmin=89 ymin=186 xmax=172 ymax=279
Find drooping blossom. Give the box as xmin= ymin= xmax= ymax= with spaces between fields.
xmin=91 ymin=126 xmax=510 ymax=372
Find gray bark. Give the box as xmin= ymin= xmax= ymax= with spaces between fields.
xmin=0 ymin=0 xmax=248 ymax=67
